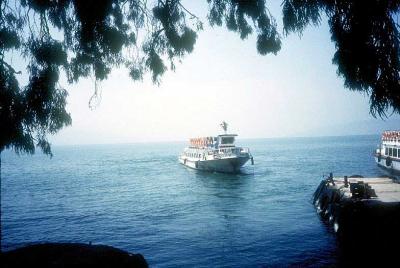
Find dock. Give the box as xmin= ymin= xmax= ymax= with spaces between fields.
xmin=313 ymin=174 xmax=400 ymax=266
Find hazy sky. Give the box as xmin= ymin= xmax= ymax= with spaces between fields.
xmin=10 ymin=1 xmax=400 ymax=145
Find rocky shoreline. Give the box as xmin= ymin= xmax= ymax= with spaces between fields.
xmin=1 ymin=243 xmax=148 ymax=268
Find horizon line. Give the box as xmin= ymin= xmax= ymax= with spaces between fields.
xmin=48 ymin=133 xmax=383 ymax=148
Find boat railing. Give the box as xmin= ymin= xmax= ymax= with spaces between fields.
xmin=212 ymin=147 xmax=251 ymax=158
xmin=383 ymin=140 xmax=400 ymax=146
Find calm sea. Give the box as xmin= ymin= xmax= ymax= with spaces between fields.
xmin=1 ymin=135 xmax=385 ymax=267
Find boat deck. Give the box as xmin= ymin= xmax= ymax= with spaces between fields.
xmin=331 ymin=177 xmax=400 ymax=203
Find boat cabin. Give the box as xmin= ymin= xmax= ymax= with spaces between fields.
xmin=378 ymin=131 xmax=400 ymax=159
xmin=188 ymin=134 xmax=238 ymax=149
xmin=216 ymin=134 xmax=237 ymax=148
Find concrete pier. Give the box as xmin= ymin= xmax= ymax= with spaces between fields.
xmin=313 ymin=175 xmax=400 ymax=266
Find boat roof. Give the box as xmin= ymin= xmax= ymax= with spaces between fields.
xmin=218 ymin=134 xmax=238 ymax=137
xmin=383 ymin=130 xmax=400 ymax=134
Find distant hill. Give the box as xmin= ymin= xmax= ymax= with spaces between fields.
xmin=299 ymin=118 xmax=400 ymax=137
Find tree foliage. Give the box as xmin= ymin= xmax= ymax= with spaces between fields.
xmin=1 ymin=0 xmax=399 ymax=156
xmin=282 ymin=0 xmax=400 ymax=117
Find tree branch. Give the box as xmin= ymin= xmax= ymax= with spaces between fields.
xmin=1 ymin=59 xmax=22 ymax=74
xmin=178 ymin=1 xmax=199 ymax=20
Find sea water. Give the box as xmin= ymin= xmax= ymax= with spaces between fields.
xmin=1 ymin=135 xmax=385 ymax=266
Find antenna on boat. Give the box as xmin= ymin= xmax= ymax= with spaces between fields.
xmin=220 ymin=121 xmax=228 ymax=134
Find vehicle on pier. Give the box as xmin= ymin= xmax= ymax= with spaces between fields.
xmin=375 ymin=130 xmax=400 ymax=174
xmin=179 ymin=122 xmax=253 ymax=173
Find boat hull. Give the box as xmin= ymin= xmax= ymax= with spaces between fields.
xmin=179 ymin=156 xmax=250 ymax=173
xmin=375 ymin=155 xmax=400 ymax=175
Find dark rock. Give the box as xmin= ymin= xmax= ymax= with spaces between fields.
xmin=1 ymin=243 xmax=148 ymax=268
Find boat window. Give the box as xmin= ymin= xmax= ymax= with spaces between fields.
xmin=389 ymin=147 xmax=393 ymax=156
xmin=394 ymin=148 xmax=398 ymax=158
xmin=385 ymin=147 xmax=388 ymax=155
xmin=221 ymin=137 xmax=235 ymax=144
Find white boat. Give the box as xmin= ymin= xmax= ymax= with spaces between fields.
xmin=375 ymin=130 xmax=400 ymax=174
xmin=179 ymin=122 xmax=253 ymax=173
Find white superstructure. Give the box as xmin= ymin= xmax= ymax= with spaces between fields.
xmin=375 ymin=130 xmax=400 ymax=174
xmin=179 ymin=127 xmax=253 ymax=173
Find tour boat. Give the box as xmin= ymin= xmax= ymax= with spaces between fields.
xmin=375 ymin=130 xmax=400 ymax=174
xmin=179 ymin=122 xmax=254 ymax=173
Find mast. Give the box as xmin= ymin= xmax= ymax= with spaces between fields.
xmin=220 ymin=121 xmax=228 ymax=134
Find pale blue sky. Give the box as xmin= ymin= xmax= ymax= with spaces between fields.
xmin=7 ymin=1 xmax=400 ymax=145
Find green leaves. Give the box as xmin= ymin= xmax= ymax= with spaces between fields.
xmin=257 ymin=31 xmax=280 ymax=55
xmin=146 ymin=50 xmax=166 ymax=83
xmin=207 ymin=0 xmax=281 ymax=54
xmin=31 ymin=40 xmax=67 ymax=67
xmin=282 ymin=0 xmax=321 ymax=35
xmin=0 ymin=28 xmax=20 ymax=51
